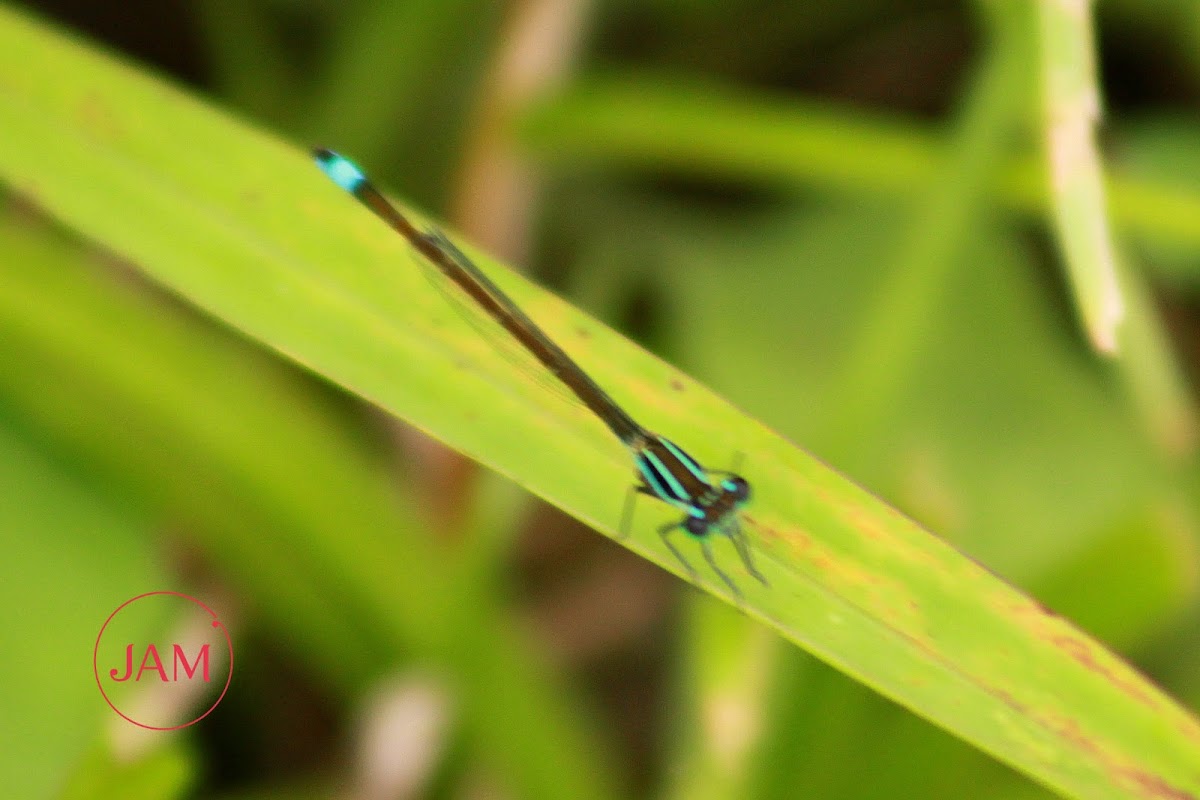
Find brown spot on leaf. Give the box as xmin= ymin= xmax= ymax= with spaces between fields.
xmin=1179 ymin=718 xmax=1200 ymax=745
xmin=1032 ymin=599 xmax=1059 ymax=619
xmin=1046 ymin=717 xmax=1196 ymax=799
xmin=1051 ymin=717 xmax=1099 ymax=755
xmin=78 ymin=91 xmax=120 ymax=140
xmin=1120 ymin=768 xmax=1195 ymax=800
xmin=1051 ymin=635 xmax=1158 ymax=710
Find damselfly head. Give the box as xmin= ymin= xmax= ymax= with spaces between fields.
xmin=722 ymin=476 xmax=751 ymax=505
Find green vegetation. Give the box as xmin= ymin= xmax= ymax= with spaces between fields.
xmin=2 ymin=1 xmax=1199 ymax=798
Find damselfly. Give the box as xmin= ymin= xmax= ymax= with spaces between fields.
xmin=314 ymin=148 xmax=767 ymax=596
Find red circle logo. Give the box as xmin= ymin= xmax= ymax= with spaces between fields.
xmin=94 ymin=591 xmax=233 ymax=730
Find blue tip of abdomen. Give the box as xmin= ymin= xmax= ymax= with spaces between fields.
xmin=313 ymin=147 xmax=366 ymax=193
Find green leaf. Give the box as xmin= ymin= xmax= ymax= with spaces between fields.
xmin=520 ymin=76 xmax=1200 ymax=252
xmin=0 ymin=213 xmax=619 ymax=800
xmin=0 ymin=421 xmax=179 ymax=800
xmin=1037 ymin=0 xmax=1124 ymax=354
xmin=0 ymin=6 xmax=1198 ymax=799
xmin=60 ymin=739 xmax=193 ymax=800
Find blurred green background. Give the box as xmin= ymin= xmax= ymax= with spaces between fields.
xmin=3 ymin=0 xmax=1200 ymax=798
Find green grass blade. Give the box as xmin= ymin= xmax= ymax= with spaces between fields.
xmin=0 ymin=211 xmax=621 ymax=800
xmin=0 ymin=422 xmax=185 ymax=800
xmin=520 ymin=77 xmax=1200 ymax=252
xmin=1037 ymin=0 xmax=1124 ymax=355
xmin=60 ymin=739 xmax=194 ymax=800
xmin=1 ymin=6 xmax=1199 ymax=799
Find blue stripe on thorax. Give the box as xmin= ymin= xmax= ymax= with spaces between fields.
xmin=658 ymin=438 xmax=710 ymax=485
xmin=636 ymin=436 xmax=720 ymax=517
xmin=637 ymin=450 xmax=688 ymax=506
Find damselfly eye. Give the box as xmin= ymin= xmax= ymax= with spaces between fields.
xmin=726 ymin=476 xmax=751 ymax=503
